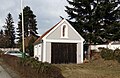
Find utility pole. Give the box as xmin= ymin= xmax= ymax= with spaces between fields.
xmin=21 ymin=0 xmax=25 ymax=57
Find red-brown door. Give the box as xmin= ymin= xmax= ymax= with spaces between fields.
xmin=51 ymin=43 xmax=77 ymax=64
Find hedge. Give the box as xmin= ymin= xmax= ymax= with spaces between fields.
xmin=100 ymin=48 xmax=120 ymax=63
xmin=1 ymin=54 xmax=64 ymax=78
xmin=100 ymin=48 xmax=114 ymax=60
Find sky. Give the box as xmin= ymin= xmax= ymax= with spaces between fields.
xmin=0 ymin=0 xmax=69 ymax=35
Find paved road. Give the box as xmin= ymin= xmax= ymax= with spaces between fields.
xmin=0 ymin=65 xmax=12 ymax=78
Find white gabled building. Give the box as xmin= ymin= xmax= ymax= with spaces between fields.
xmin=34 ymin=19 xmax=84 ymax=64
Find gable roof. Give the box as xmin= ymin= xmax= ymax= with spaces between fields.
xmin=34 ymin=19 xmax=62 ymax=45
xmin=34 ymin=19 xmax=84 ymax=45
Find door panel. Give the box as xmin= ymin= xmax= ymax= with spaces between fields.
xmin=51 ymin=43 xmax=77 ymax=64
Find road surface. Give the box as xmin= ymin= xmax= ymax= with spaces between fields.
xmin=0 ymin=65 xmax=12 ymax=78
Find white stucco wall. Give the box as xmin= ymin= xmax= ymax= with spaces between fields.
xmin=46 ymin=42 xmax=51 ymax=63
xmin=34 ymin=45 xmax=38 ymax=58
xmin=46 ymin=22 xmax=82 ymax=40
xmin=34 ymin=43 xmax=43 ymax=61
xmin=37 ymin=44 xmax=42 ymax=61
xmin=91 ymin=44 xmax=120 ymax=52
xmin=77 ymin=42 xmax=83 ymax=63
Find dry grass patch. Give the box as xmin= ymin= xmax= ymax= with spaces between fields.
xmin=54 ymin=59 xmax=120 ymax=78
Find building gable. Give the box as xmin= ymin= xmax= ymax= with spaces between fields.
xmin=44 ymin=19 xmax=84 ymax=41
xmin=34 ymin=19 xmax=84 ymax=45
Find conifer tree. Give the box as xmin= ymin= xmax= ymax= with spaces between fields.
xmin=3 ymin=13 xmax=15 ymax=47
xmin=0 ymin=30 xmax=3 ymax=36
xmin=66 ymin=0 xmax=120 ymax=44
xmin=17 ymin=6 xmax=38 ymax=44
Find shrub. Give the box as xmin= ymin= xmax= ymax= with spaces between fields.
xmin=90 ymin=50 xmax=101 ymax=60
xmin=0 ymin=50 xmax=4 ymax=57
xmin=100 ymin=48 xmax=114 ymax=60
xmin=100 ymin=48 xmax=120 ymax=63
xmin=114 ymin=48 xmax=120 ymax=63
xmin=1 ymin=55 xmax=64 ymax=78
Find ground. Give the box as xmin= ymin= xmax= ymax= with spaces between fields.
xmin=55 ymin=59 xmax=120 ymax=78
xmin=0 ymin=58 xmax=20 ymax=78
xmin=1 ymin=55 xmax=120 ymax=78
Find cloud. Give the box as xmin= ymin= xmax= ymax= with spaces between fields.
xmin=0 ymin=19 xmax=4 ymax=29
xmin=0 ymin=0 xmax=69 ymax=35
xmin=0 ymin=0 xmax=15 ymax=10
xmin=0 ymin=0 xmax=21 ymax=29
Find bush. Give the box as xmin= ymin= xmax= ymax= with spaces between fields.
xmin=114 ymin=48 xmax=120 ymax=63
xmin=100 ymin=48 xmax=120 ymax=63
xmin=100 ymin=48 xmax=114 ymax=60
xmin=0 ymin=50 xmax=4 ymax=57
xmin=1 ymin=55 xmax=64 ymax=78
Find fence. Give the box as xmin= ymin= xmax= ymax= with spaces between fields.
xmin=0 ymin=48 xmax=20 ymax=52
xmin=91 ymin=44 xmax=120 ymax=52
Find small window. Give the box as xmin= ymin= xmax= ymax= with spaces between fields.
xmin=63 ymin=25 xmax=66 ymax=37
xmin=61 ymin=24 xmax=68 ymax=38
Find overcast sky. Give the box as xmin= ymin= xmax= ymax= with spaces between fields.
xmin=0 ymin=0 xmax=69 ymax=35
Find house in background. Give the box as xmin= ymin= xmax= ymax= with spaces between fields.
xmin=24 ymin=30 xmax=39 ymax=56
xmin=34 ymin=19 xmax=84 ymax=64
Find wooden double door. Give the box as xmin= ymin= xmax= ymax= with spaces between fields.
xmin=51 ymin=43 xmax=77 ymax=64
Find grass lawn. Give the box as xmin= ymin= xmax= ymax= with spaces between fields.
xmin=54 ymin=59 xmax=120 ymax=78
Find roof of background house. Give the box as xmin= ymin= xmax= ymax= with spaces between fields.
xmin=25 ymin=34 xmax=39 ymax=47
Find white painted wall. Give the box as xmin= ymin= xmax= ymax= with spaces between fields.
xmin=34 ymin=44 xmax=42 ymax=61
xmin=77 ymin=42 xmax=83 ymax=63
xmin=34 ymin=45 xmax=38 ymax=58
xmin=0 ymin=48 xmax=20 ymax=52
xmin=91 ymin=44 xmax=120 ymax=52
xmin=38 ymin=44 xmax=42 ymax=61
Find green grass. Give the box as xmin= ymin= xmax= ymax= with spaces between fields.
xmin=54 ymin=59 xmax=120 ymax=78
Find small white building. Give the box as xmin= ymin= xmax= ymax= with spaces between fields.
xmin=34 ymin=19 xmax=84 ymax=64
